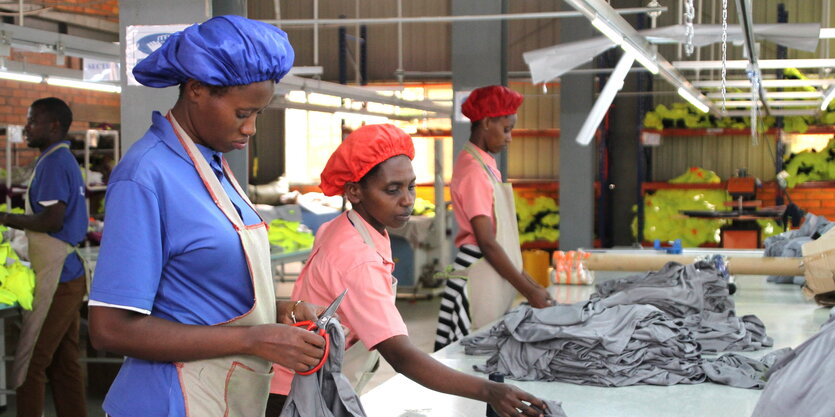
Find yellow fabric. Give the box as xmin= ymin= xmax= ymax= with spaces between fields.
xmin=4 ymin=261 xmax=35 ymax=310
xmin=267 ymin=219 xmax=314 ymax=252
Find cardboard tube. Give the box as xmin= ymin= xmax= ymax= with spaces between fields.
xmin=584 ymin=253 xmax=804 ymax=277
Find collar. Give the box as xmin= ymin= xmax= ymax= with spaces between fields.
xmin=466 ymin=142 xmax=498 ymax=169
xmin=152 ymin=111 xmax=203 ymax=167
xmin=347 ymin=211 xmax=393 ymax=264
xmin=40 ymin=140 xmax=70 ymax=156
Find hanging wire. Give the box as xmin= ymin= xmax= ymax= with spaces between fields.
xmin=684 ymin=0 xmax=696 ymax=55
xmin=720 ymin=0 xmax=728 ymax=113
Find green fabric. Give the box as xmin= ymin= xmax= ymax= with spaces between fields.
xmin=268 ymin=219 xmax=314 ymax=253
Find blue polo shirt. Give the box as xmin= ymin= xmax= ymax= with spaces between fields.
xmin=29 ymin=141 xmax=87 ymax=282
xmin=90 ymin=112 xmax=262 ymax=417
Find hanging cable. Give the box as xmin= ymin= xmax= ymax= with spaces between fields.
xmin=720 ymin=0 xmax=728 ymax=113
xmin=684 ymin=0 xmax=695 ymax=55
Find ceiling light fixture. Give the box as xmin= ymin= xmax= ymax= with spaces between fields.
xmin=0 ymin=70 xmax=43 ymax=83
xmin=820 ymin=85 xmax=835 ymax=111
xmin=677 ymin=87 xmax=710 ymax=113
xmin=620 ymin=41 xmax=659 ymax=74
xmin=576 ymin=52 xmax=635 ymax=145
xmin=45 ymin=76 xmax=121 ymax=93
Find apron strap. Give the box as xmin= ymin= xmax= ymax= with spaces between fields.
xmin=347 ymin=210 xmax=376 ymax=250
xmin=463 ymin=142 xmax=502 ymax=184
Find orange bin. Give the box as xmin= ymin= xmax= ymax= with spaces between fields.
xmin=522 ymin=249 xmax=551 ymax=287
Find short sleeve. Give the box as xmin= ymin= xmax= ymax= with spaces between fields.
xmin=90 ymin=180 xmax=164 ymax=312
xmin=337 ymin=262 xmax=408 ymax=350
xmin=30 ymin=163 xmax=72 ymax=208
xmin=455 ymin=169 xmax=494 ymax=222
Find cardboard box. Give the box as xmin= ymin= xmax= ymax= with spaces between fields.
xmin=801 ymin=227 xmax=835 ymax=305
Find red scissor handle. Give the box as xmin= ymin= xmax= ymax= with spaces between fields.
xmin=293 ymin=321 xmax=330 ymax=375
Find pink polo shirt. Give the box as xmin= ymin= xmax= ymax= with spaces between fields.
xmin=270 ymin=211 xmax=408 ymax=395
xmin=451 ymin=144 xmax=499 ymax=248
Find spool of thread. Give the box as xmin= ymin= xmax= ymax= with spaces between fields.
xmin=486 ymin=373 xmax=505 ymax=417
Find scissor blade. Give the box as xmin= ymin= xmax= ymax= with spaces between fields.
xmin=315 ymin=288 xmax=348 ymax=329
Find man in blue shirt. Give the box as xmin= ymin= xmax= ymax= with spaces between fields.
xmin=0 ymin=97 xmax=88 ymax=417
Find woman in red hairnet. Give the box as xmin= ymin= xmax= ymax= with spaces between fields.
xmin=268 ymin=124 xmax=551 ymax=417
xmin=435 ymin=86 xmax=554 ymax=351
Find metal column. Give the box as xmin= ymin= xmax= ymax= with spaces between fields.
xmin=119 ymin=0 xmax=249 ymax=187
xmin=559 ymin=6 xmax=596 ymax=250
xmin=450 ymin=0 xmax=506 ymax=249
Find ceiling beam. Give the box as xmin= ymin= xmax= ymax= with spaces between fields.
xmin=0 ymin=4 xmax=117 ymax=34
xmin=0 ymin=21 xmax=118 ymax=62
xmin=694 ymin=79 xmax=835 ymax=88
xmin=674 ymin=59 xmax=835 ymax=70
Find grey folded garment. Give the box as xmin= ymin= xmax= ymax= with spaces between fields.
xmin=463 ymin=303 xmax=783 ymax=389
xmin=593 ymin=261 xmax=772 ymax=353
xmin=765 ymin=213 xmax=834 ymax=283
xmin=280 ymin=317 xmax=367 ymax=417
xmin=751 ymin=316 xmax=835 ymax=417
xmin=542 ymin=399 xmax=568 ymax=417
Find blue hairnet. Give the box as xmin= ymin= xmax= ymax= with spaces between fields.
xmin=133 ymin=15 xmax=295 ymax=88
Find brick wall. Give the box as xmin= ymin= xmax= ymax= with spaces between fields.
xmin=785 ymin=182 xmax=835 ymax=220
xmin=40 ymin=0 xmax=118 ymax=20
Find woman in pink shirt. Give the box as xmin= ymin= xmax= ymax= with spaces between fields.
xmin=268 ymin=124 xmax=549 ymax=417
xmin=435 ymin=86 xmax=553 ymax=351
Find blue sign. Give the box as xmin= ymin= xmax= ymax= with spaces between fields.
xmin=137 ymin=33 xmax=172 ymax=55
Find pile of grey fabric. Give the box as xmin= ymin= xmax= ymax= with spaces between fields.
xmin=281 ymin=318 xmax=367 ymax=417
xmin=764 ymin=213 xmax=834 ymax=284
xmin=461 ymin=303 xmax=788 ymax=389
xmin=752 ymin=315 xmax=835 ymax=417
xmin=593 ymin=260 xmax=773 ymax=353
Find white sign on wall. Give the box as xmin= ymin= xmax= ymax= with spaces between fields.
xmin=83 ymin=59 xmax=120 ymax=82
xmin=453 ymin=90 xmax=473 ymax=123
xmin=125 ymin=24 xmax=190 ymax=86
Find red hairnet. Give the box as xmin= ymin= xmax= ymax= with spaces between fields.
xmin=319 ymin=124 xmax=415 ymax=196
xmin=461 ymin=85 xmax=524 ymax=122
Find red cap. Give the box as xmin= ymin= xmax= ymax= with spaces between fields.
xmin=319 ymin=124 xmax=415 ymax=196
xmin=461 ymin=85 xmax=524 ymax=122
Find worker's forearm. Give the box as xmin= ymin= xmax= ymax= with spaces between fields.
xmin=0 ymin=212 xmax=61 ymax=233
xmin=380 ymin=338 xmax=489 ymax=401
xmin=89 ymin=307 xmax=253 ymax=362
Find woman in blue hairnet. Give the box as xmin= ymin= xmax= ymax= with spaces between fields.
xmin=88 ymin=16 xmax=325 ymax=417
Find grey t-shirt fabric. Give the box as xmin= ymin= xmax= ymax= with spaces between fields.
xmin=764 ymin=213 xmax=834 ymax=284
xmin=462 ymin=303 xmax=780 ymax=390
xmin=751 ymin=316 xmax=835 ymax=417
xmin=540 ymin=399 xmax=569 ymax=417
xmin=280 ymin=318 xmax=367 ymax=417
xmin=593 ymin=261 xmax=773 ymax=353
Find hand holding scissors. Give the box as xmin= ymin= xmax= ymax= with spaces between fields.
xmin=292 ymin=289 xmax=348 ymax=375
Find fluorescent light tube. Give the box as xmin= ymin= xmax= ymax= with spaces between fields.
xmin=575 ymin=53 xmax=635 ymax=145
xmin=820 ymin=86 xmax=835 ymax=111
xmin=591 ymin=16 xmax=623 ymax=45
xmin=0 ymin=71 xmax=43 ymax=83
xmin=677 ymin=87 xmax=710 ymax=113
xmin=620 ymin=41 xmax=659 ymax=74
xmin=46 ymin=76 xmax=121 ymax=93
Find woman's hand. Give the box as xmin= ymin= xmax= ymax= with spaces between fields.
xmin=245 ymin=323 xmax=325 ymax=372
xmin=521 ymin=272 xmax=554 ymax=308
xmin=483 ymin=381 xmax=549 ymax=417
xmin=277 ymin=300 xmax=324 ymax=325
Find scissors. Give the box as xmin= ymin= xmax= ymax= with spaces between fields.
xmin=293 ymin=288 xmax=348 ymax=375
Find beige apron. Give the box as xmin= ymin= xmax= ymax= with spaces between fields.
xmin=461 ymin=143 xmax=522 ymax=330
xmin=167 ymin=113 xmax=277 ymax=417
xmin=340 ymin=210 xmax=396 ymax=394
xmin=12 ymin=143 xmax=91 ymax=389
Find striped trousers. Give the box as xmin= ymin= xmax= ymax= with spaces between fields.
xmin=434 ymin=245 xmax=482 ymax=351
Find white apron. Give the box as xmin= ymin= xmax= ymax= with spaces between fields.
xmin=461 ymin=143 xmax=522 ymax=330
xmin=168 ymin=113 xmax=277 ymax=417
xmin=340 ymin=210 xmax=396 ymax=394
xmin=11 ymin=143 xmax=91 ymax=388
